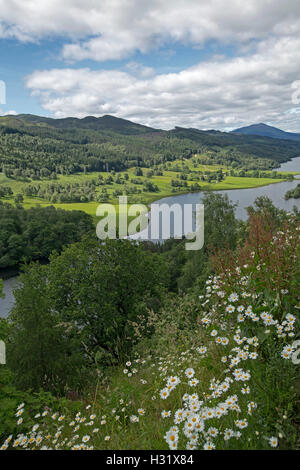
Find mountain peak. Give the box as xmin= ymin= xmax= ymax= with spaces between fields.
xmin=232 ymin=123 xmax=300 ymax=141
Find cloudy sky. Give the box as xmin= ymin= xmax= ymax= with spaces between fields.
xmin=0 ymin=0 xmax=300 ymax=131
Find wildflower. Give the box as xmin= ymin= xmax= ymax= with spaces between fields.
xmin=197 ymin=346 xmax=207 ymax=354
xmin=160 ymin=388 xmax=170 ymax=399
xmin=203 ymin=441 xmax=215 ymax=450
xmin=167 ymin=376 xmax=180 ymax=386
xmin=269 ymin=437 xmax=278 ymax=448
xmin=207 ymin=427 xmax=219 ymax=438
xmin=228 ymin=293 xmax=239 ymax=302
xmin=164 ymin=429 xmax=179 ymax=449
xmin=185 ymin=368 xmax=195 ymax=378
xmin=130 ymin=415 xmax=139 ymax=423
xmin=82 ymin=436 xmax=90 ymax=443
xmin=224 ymin=429 xmax=234 ymax=440
xmin=188 ymin=378 xmax=199 ymax=387
xmin=235 ymin=419 xmax=248 ymax=429
xmin=36 ymin=436 xmax=43 ymax=445
xmin=226 ymin=305 xmax=235 ymax=313
xmin=161 ymin=410 xmax=171 ymax=418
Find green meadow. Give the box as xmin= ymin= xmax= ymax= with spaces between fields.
xmin=0 ymin=159 xmax=298 ymax=218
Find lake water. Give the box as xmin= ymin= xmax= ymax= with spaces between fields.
xmin=0 ymin=276 xmax=19 ymax=318
xmin=276 ymin=156 xmax=300 ymax=172
xmin=1 ymin=156 xmax=300 ymax=318
xmin=130 ymin=156 xmax=300 ymax=241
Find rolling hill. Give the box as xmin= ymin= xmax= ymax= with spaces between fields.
xmin=0 ymin=114 xmax=300 ymax=177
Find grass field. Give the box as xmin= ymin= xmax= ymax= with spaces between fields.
xmin=0 ymin=159 xmax=298 ymax=218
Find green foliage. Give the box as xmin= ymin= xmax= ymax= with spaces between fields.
xmin=0 ymin=202 xmax=94 ymax=268
xmin=8 ymin=239 xmax=168 ymax=393
xmin=1 ymin=114 xmax=299 ymax=180
xmin=285 ymin=183 xmax=300 ymax=200
xmin=0 ymin=365 xmax=81 ymax=442
xmin=8 ymin=264 xmax=87 ymax=394
xmin=177 ymin=192 xmax=239 ymax=292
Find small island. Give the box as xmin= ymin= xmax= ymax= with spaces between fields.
xmin=285 ymin=183 xmax=300 ymax=199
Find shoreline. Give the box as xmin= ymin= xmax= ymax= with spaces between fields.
xmin=143 ymin=174 xmax=299 ymax=208
xmin=1 ymin=174 xmax=299 ymax=281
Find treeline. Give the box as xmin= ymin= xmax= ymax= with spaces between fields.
xmin=23 ymin=180 xmax=98 ymax=203
xmin=0 ymin=202 xmax=94 ymax=269
xmin=229 ymin=169 xmax=294 ymax=179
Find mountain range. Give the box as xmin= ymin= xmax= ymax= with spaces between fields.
xmin=0 ymin=114 xmax=299 ymax=174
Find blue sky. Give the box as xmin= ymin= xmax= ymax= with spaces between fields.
xmin=0 ymin=1 xmax=300 ymax=131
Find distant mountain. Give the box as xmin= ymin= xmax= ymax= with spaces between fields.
xmin=10 ymin=114 xmax=158 ymax=135
xmin=232 ymin=123 xmax=300 ymax=141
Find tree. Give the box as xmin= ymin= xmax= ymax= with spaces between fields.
xmin=178 ymin=192 xmax=239 ymax=292
xmin=14 ymin=194 xmax=23 ymax=204
xmin=134 ymin=167 xmax=143 ymax=176
xmin=8 ymin=239 xmax=168 ymax=392
xmin=8 ymin=264 xmax=85 ymax=394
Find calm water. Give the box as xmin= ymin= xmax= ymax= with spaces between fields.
xmin=276 ymin=156 xmax=300 ymax=172
xmin=0 ymin=277 xmax=19 ymax=318
xmin=1 ymin=156 xmax=300 ymax=318
xmin=130 ymin=156 xmax=300 ymax=241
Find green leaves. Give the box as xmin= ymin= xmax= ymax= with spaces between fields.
xmin=8 ymin=238 xmax=168 ymax=393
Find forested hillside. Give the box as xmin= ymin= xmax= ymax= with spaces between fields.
xmin=1 ymin=115 xmax=300 ymax=179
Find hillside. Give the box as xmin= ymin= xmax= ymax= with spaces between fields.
xmin=232 ymin=123 xmax=300 ymax=141
xmin=1 ymin=115 xmax=300 ymax=177
xmin=1 ymin=201 xmax=299 ymax=450
xmin=17 ymin=114 xmax=158 ymax=135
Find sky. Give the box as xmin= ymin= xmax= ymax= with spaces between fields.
xmin=0 ymin=0 xmax=300 ymax=131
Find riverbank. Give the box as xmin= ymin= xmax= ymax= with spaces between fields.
xmin=1 ymin=159 xmax=298 ymax=217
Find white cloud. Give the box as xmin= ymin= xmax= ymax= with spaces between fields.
xmin=1 ymin=0 xmax=299 ymax=131
xmin=1 ymin=1 xmax=300 ymax=62
xmin=25 ymin=35 xmax=300 ymax=131
xmin=0 ymin=109 xmax=18 ymax=116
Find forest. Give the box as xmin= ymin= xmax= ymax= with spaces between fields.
xmin=0 ymin=202 xmax=93 ymax=269
xmin=1 ymin=114 xmax=300 ymax=180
